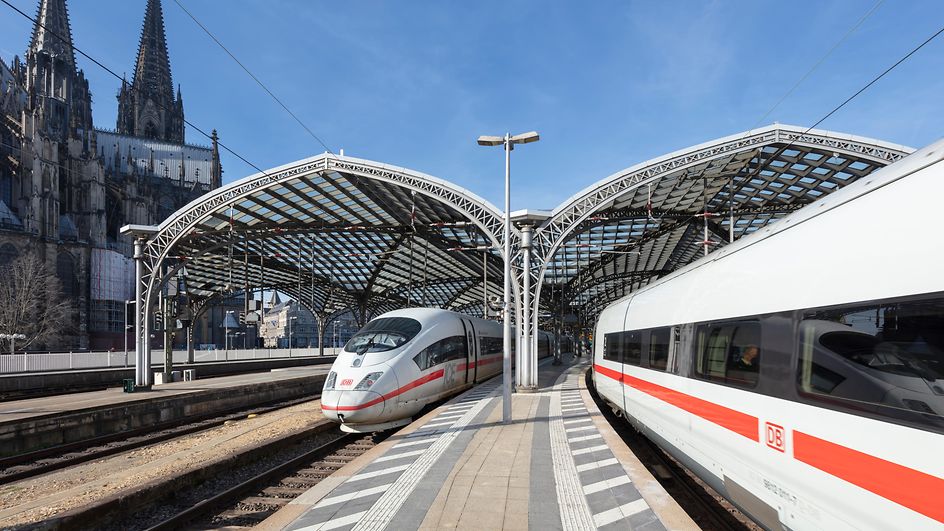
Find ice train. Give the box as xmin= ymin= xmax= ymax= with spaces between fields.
xmin=594 ymin=139 xmax=944 ymax=530
xmin=322 ymin=308 xmax=553 ymax=432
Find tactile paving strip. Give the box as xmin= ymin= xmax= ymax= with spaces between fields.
xmin=551 ymin=369 xmax=665 ymax=530
xmin=288 ymin=381 xmax=502 ymax=531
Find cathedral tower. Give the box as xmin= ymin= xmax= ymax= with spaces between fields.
xmin=116 ymin=0 xmax=184 ymax=143
xmin=23 ymin=0 xmax=94 ymax=142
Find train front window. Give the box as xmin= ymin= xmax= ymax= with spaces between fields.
xmin=345 ymin=317 xmax=422 ymax=353
xmin=798 ymin=296 xmax=944 ymax=432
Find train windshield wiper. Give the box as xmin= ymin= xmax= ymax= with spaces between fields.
xmin=355 ymin=338 xmax=375 ymax=356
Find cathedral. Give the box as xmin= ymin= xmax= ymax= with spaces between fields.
xmin=0 ymin=0 xmax=222 ymax=350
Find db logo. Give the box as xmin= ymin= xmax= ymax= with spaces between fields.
xmin=765 ymin=422 xmax=786 ymax=453
xmin=340 ymin=378 xmax=353 ymax=388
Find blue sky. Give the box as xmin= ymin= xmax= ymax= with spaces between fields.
xmin=2 ymin=0 xmax=943 ymax=210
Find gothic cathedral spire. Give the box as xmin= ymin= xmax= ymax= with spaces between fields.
xmin=116 ymin=0 xmax=184 ymax=143
xmin=24 ymin=0 xmax=93 ymax=140
xmin=28 ymin=0 xmax=75 ymax=68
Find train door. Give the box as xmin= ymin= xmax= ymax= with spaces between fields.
xmin=460 ymin=318 xmax=476 ymax=384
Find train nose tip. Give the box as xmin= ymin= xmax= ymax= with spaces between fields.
xmin=321 ymin=390 xmax=386 ymax=424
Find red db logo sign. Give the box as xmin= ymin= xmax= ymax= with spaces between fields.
xmin=340 ymin=378 xmax=353 ymax=388
xmin=765 ymin=422 xmax=786 ymax=453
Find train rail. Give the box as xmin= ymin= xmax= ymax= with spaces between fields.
xmin=146 ymin=433 xmax=382 ymax=529
xmin=0 ymin=396 xmax=316 ymax=485
xmin=586 ymin=370 xmax=758 ymax=531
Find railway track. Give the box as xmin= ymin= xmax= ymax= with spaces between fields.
xmin=586 ymin=370 xmax=758 ymax=531
xmin=146 ymin=433 xmax=383 ymax=530
xmin=0 ymin=396 xmax=317 ymax=485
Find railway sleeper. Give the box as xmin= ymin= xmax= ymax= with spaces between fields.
xmin=322 ymin=455 xmax=356 ymax=463
xmin=216 ymin=508 xmax=272 ymax=523
xmin=262 ymin=486 xmax=308 ymax=497
xmin=240 ymin=495 xmax=290 ymax=507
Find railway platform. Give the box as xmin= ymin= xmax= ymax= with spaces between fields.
xmin=0 ymin=365 xmax=330 ymax=457
xmin=263 ymin=355 xmax=696 ymax=531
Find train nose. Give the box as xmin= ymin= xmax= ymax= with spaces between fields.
xmin=321 ymin=389 xmax=386 ymax=425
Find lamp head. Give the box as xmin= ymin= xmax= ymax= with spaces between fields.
xmin=477 ymin=135 xmax=504 ymax=146
xmin=510 ymin=131 xmax=540 ymax=144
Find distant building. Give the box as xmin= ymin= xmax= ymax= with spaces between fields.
xmin=0 ymin=0 xmax=222 ymax=349
xmin=262 ymin=300 xmax=358 ymax=349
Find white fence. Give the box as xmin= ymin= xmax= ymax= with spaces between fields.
xmin=0 ymin=347 xmax=342 ymax=374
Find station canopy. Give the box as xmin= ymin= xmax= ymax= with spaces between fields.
xmin=533 ymin=124 xmax=912 ymax=325
xmin=141 ymin=124 xmax=913 ymax=330
xmin=142 ymin=156 xmax=509 ymax=326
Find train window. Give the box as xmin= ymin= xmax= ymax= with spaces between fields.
xmin=345 ymin=317 xmax=422 ymax=353
xmin=479 ymin=336 xmax=503 ymax=356
xmin=797 ymin=297 xmax=944 ymax=432
xmin=649 ymin=327 xmax=670 ymax=371
xmin=624 ymin=331 xmax=642 ymax=366
xmin=603 ymin=332 xmax=622 ymax=362
xmin=413 ymin=336 xmax=468 ymax=371
xmin=694 ymin=321 xmax=761 ymax=388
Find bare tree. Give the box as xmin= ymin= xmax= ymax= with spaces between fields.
xmin=0 ymin=253 xmax=71 ymax=351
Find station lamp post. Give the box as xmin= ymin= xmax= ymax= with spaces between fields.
xmin=477 ymin=131 xmax=540 ymax=423
xmin=0 ymin=333 xmax=26 ymax=355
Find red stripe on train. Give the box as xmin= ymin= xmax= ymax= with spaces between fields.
xmin=594 ymin=363 xmax=944 ymax=522
xmin=793 ymin=431 xmax=944 ymax=523
xmin=594 ymin=363 xmax=759 ymax=441
xmin=322 ymin=369 xmax=445 ymax=411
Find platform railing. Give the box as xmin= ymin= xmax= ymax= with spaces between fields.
xmin=0 ymin=347 xmax=342 ymax=374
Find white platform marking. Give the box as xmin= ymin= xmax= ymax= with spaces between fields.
xmin=565 ymin=425 xmax=595 ymax=434
xmin=568 ymin=433 xmax=603 ymax=443
xmin=563 ymin=418 xmax=593 ymax=425
xmin=421 ymin=421 xmax=455 ymax=429
xmin=373 ymin=449 xmax=425 ymax=463
xmin=548 ymin=370 xmax=596 ymax=530
xmin=393 ymin=437 xmax=437 ymax=448
xmin=571 ymin=444 xmax=608 ymax=456
xmin=348 ymin=464 xmax=410 ymax=482
xmin=350 ymin=390 xmax=499 ymax=531
xmin=299 ymin=510 xmax=367 ymax=530
xmin=582 ymin=475 xmax=631 ymax=495
xmin=575 ymin=457 xmax=618 ymax=473
xmin=314 ymin=484 xmax=391 ymax=508
xmin=592 ymin=499 xmax=651 ymax=528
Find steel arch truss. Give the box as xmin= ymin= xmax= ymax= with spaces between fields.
xmin=531 ymin=124 xmax=912 ymax=328
xmin=126 ymin=154 xmax=518 ymax=385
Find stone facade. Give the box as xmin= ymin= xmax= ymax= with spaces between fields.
xmin=0 ymin=0 xmax=221 ymax=350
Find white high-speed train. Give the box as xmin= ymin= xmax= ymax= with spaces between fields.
xmin=594 ymin=139 xmax=944 ymax=530
xmin=322 ymin=308 xmax=553 ymax=432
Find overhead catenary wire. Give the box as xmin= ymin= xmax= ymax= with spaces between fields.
xmin=746 ymin=21 xmax=944 ymax=183
xmin=0 ymin=0 xmax=272 ymax=178
xmin=748 ymin=0 xmax=885 ymax=133
xmin=171 ymin=0 xmax=334 ymax=155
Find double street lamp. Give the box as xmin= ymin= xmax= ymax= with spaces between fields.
xmin=0 ymin=333 xmax=26 ymax=355
xmin=476 ymin=131 xmax=540 ymax=423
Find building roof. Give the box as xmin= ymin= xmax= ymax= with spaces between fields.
xmin=131 ymin=124 xmax=913 ymax=328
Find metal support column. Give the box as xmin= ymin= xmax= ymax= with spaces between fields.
xmin=133 ymin=238 xmax=147 ymax=386
xmin=163 ymin=284 xmax=173 ymax=383
xmin=520 ymin=224 xmax=533 ymax=390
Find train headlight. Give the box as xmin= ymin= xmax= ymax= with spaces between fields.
xmin=354 ymin=372 xmax=384 ymax=390
xmin=324 ymin=371 xmax=337 ymax=390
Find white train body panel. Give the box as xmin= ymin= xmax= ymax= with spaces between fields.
xmin=594 ymin=139 xmax=944 ymax=530
xmin=323 ymin=308 xmax=551 ymax=432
